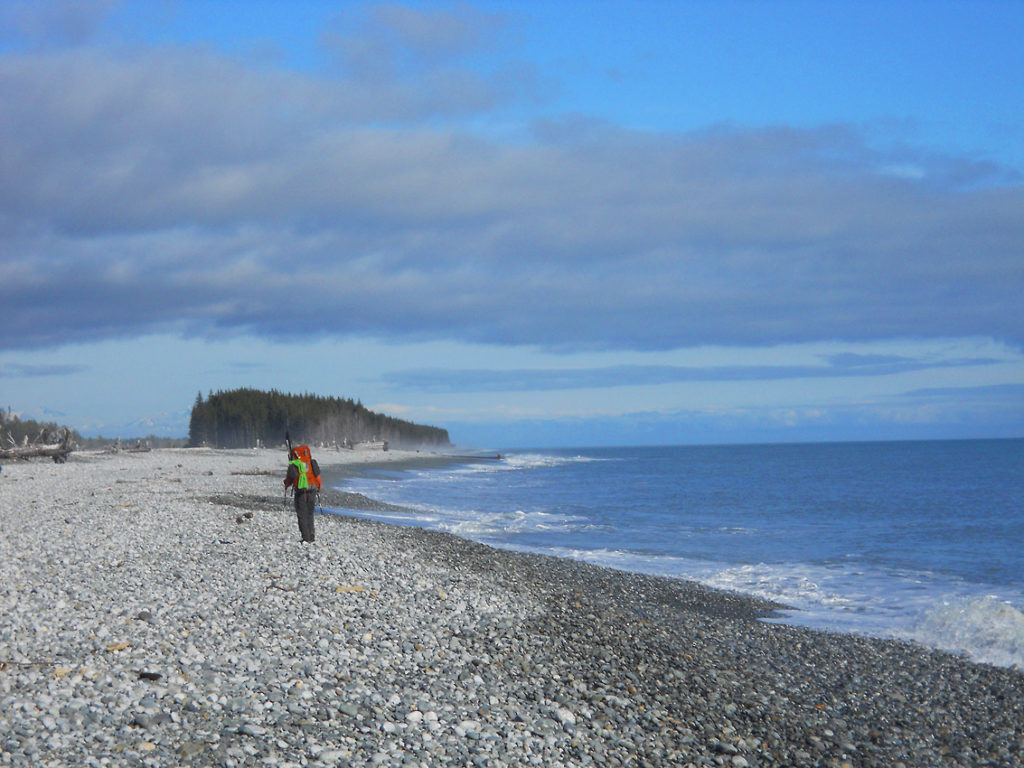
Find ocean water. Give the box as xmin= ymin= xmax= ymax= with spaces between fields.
xmin=326 ymin=439 xmax=1024 ymax=669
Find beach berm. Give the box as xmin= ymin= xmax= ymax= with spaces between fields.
xmin=1 ymin=449 xmax=1021 ymax=767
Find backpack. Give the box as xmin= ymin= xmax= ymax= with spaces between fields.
xmin=292 ymin=444 xmax=322 ymax=491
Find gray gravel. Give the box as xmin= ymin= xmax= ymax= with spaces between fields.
xmin=1 ymin=449 xmax=1022 ymax=767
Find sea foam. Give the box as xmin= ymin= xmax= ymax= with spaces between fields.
xmin=907 ymin=596 xmax=1024 ymax=669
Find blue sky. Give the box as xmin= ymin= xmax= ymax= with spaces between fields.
xmin=1 ymin=0 xmax=1022 ymax=448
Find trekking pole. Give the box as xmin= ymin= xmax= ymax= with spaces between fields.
xmin=284 ymin=430 xmax=293 ymax=507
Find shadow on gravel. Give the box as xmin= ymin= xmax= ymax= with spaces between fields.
xmin=208 ymin=490 xmax=414 ymax=514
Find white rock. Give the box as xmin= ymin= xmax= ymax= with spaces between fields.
xmin=553 ymin=707 xmax=576 ymax=727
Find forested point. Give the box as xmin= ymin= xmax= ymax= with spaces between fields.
xmin=188 ymin=388 xmax=451 ymax=449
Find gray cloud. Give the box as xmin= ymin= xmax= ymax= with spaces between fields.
xmin=1 ymin=16 xmax=1022 ymax=354
xmin=380 ymin=354 xmax=1001 ymax=394
xmin=323 ymin=2 xmax=511 ymax=70
xmin=0 ymin=362 xmax=88 ymax=378
xmin=899 ymin=382 xmax=1024 ymax=402
xmin=0 ymin=0 xmax=117 ymax=48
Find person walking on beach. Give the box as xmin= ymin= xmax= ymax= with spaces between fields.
xmin=284 ymin=442 xmax=321 ymax=543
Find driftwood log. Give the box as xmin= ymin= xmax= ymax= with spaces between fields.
xmin=102 ymin=439 xmax=151 ymax=454
xmin=0 ymin=428 xmax=75 ymax=463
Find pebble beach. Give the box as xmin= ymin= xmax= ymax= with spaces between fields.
xmin=1 ymin=449 xmax=1022 ymax=768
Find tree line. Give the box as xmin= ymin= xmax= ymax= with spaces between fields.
xmin=0 ymin=408 xmax=84 ymax=451
xmin=187 ymin=388 xmax=451 ymax=449
xmin=1 ymin=408 xmax=186 ymax=451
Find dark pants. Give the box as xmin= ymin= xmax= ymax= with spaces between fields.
xmin=294 ymin=489 xmax=316 ymax=542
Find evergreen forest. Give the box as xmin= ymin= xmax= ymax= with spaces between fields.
xmin=187 ymin=388 xmax=451 ymax=449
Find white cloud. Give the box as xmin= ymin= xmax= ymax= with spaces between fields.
xmin=2 ymin=46 xmax=1021 ymax=353
xmin=1 ymin=5 xmax=1022 ymax=453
